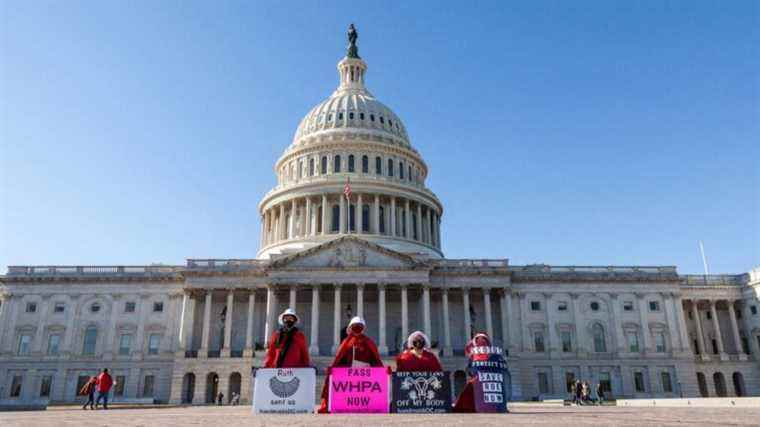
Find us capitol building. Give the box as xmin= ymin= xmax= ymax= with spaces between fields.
xmin=1 ymin=28 xmax=759 ymax=406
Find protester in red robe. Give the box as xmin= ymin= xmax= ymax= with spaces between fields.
xmin=453 ymin=333 xmax=494 ymax=413
xmin=318 ymin=316 xmax=383 ymax=413
xmin=395 ymin=330 xmax=443 ymax=372
xmin=263 ymin=308 xmax=311 ymax=368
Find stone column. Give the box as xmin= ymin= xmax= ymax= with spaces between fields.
xmin=373 ymin=195 xmax=380 ymax=234
xmin=463 ymin=287 xmax=472 ymax=343
xmin=674 ymin=294 xmax=691 ymax=353
xmin=728 ymin=300 xmax=745 ymax=359
xmin=662 ymin=293 xmax=681 ymax=353
xmin=637 ymin=294 xmax=652 ymax=353
xmin=305 ymin=197 xmax=312 ymax=236
xmin=401 ymin=284 xmax=409 ymax=340
xmin=289 ymin=286 xmax=297 ymax=310
xmin=404 ymin=199 xmax=410 ymax=238
xmin=289 ymin=199 xmax=297 ymax=239
xmin=416 ymin=203 xmax=422 ymax=241
xmin=442 ymin=289 xmax=452 ymax=356
xmin=544 ymin=293 xmax=557 ymax=356
xmin=177 ymin=292 xmax=190 ymax=353
xmin=264 ymin=285 xmax=277 ymax=349
xmin=339 ymin=194 xmax=346 ymax=234
xmin=423 ymin=285 xmax=432 ymax=337
xmin=499 ymin=290 xmax=510 ymax=351
xmin=200 ymin=291 xmax=212 ymax=357
xmin=483 ymin=289 xmax=494 ymax=339
xmin=321 ymin=195 xmax=328 ymax=235
xmin=570 ymin=293 xmax=584 ymax=354
xmin=378 ymin=284 xmax=388 ymax=355
xmin=309 ymin=286 xmax=320 ymax=356
xmin=390 ymin=197 xmax=397 ymax=236
xmin=610 ymin=294 xmax=625 ymax=353
xmin=244 ymin=291 xmax=255 ymax=357
xmin=356 ymin=283 xmax=364 ymax=317
xmin=221 ymin=290 xmax=234 ymax=357
xmin=709 ymin=300 xmax=726 ymax=359
xmin=356 ymin=194 xmax=363 ymax=234
xmin=332 ymin=284 xmax=342 ymax=353
xmin=277 ymin=203 xmax=285 ymax=240
xmin=690 ymin=300 xmax=707 ymax=359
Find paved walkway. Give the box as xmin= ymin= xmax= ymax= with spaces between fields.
xmin=2 ymin=404 xmax=759 ymax=426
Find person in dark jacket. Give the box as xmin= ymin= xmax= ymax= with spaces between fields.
xmin=80 ymin=376 xmax=97 ymax=410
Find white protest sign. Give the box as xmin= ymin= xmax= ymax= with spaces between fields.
xmin=252 ymin=368 xmax=316 ymax=414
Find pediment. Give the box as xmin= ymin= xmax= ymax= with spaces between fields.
xmin=269 ymin=236 xmax=421 ymax=269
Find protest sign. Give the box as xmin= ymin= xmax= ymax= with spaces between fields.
xmin=329 ymin=367 xmax=389 ymax=413
xmin=391 ymin=371 xmax=451 ymax=413
xmin=469 ymin=346 xmax=510 ymax=413
xmin=252 ymin=368 xmax=316 ymax=414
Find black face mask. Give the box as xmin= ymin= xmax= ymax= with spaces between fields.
xmin=412 ymin=340 xmax=424 ymax=349
xmin=283 ymin=320 xmax=295 ymax=330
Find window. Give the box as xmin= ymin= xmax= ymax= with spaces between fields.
xmin=114 ymin=376 xmax=126 ymax=396
xmin=534 ymin=332 xmax=545 ymax=352
xmin=412 ymin=213 xmax=418 ymax=240
xmin=40 ymin=375 xmax=53 ymax=397
xmin=333 ymin=155 xmax=341 ymax=173
xmin=693 ymin=339 xmax=700 ymax=355
xmin=348 ymin=205 xmax=356 ymax=232
xmin=592 ymin=324 xmax=607 ymax=352
xmin=741 ymin=337 xmax=750 ymax=355
xmin=339 ymin=112 xmax=344 ymax=121
xmin=125 ymin=302 xmax=136 ymax=313
xmin=297 ymin=160 xmax=303 ymax=179
xmin=590 ymin=301 xmax=600 ymax=311
xmin=627 ymin=332 xmax=640 ymax=353
xmin=711 ymin=339 xmax=718 ymax=354
xmin=399 ymin=161 xmax=404 ymax=179
xmin=408 ymin=165 xmax=412 ymax=181
xmin=148 ymin=334 xmax=160 ymax=355
xmin=153 ymin=302 xmax=163 ymax=313
xmin=54 ymin=302 xmax=65 ymax=313
xmin=362 ymin=205 xmax=370 ymax=232
xmin=530 ymin=301 xmax=541 ymax=311
xmin=321 ymin=156 xmax=328 ymax=174
xmin=623 ymin=301 xmax=634 ymax=311
xmin=706 ymin=310 xmax=712 ymax=320
xmin=349 ymin=112 xmax=354 ymax=120
xmin=661 ymin=372 xmax=673 ymax=393
xmin=537 ymin=372 xmax=549 ymax=394
xmin=561 ymin=331 xmax=573 ymax=352
xmin=634 ymin=372 xmax=646 ymax=393
xmin=655 ymin=333 xmax=667 ymax=353
xmin=17 ymin=334 xmax=32 ymax=355
xmin=331 ymin=205 xmax=340 ymax=232
xmin=26 ymin=302 xmax=37 ymax=313
xmin=119 ymin=334 xmax=132 ymax=356
xmin=389 ymin=119 xmax=393 ymax=127
xmin=82 ymin=326 xmax=97 ymax=355
xmin=375 ymin=156 xmax=382 ymax=174
xmin=47 ymin=334 xmax=61 ymax=356
xmin=348 ymin=155 xmax=355 ymax=172
xmin=10 ymin=375 xmax=22 ymax=397
xmin=378 ymin=206 xmax=385 ymax=233
xmin=359 ymin=112 xmax=364 ymax=120
xmin=143 ymin=375 xmax=155 ymax=397
xmin=387 ymin=159 xmax=394 ymax=176
xmin=649 ymin=301 xmax=660 ymax=312
xmin=557 ymin=301 xmax=568 ymax=311
xmin=565 ymin=372 xmax=576 ymax=392
xmin=736 ymin=310 xmax=742 ymax=319
xmin=90 ymin=303 xmax=101 ymax=313
xmin=370 ymin=114 xmax=375 ymax=122
xmin=751 ymin=306 xmax=757 ymax=315
xmin=361 ymin=155 xmax=369 ymax=173
xmin=380 ymin=116 xmax=384 ymax=124
xmin=309 ymin=158 xmax=315 ymax=176
xmin=599 ymin=372 xmax=612 ymax=393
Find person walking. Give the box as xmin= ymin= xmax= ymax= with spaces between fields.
xmin=94 ymin=368 xmax=113 ymax=409
xmin=80 ymin=376 xmax=97 ymax=410
xmin=574 ymin=380 xmax=583 ymax=405
xmin=581 ymin=381 xmax=590 ymax=404
xmin=596 ymin=382 xmax=605 ymax=405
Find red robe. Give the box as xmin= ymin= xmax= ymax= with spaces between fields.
xmin=453 ymin=343 xmax=491 ymax=412
xmin=263 ymin=328 xmax=311 ymax=368
xmin=395 ymin=349 xmax=442 ymax=372
xmin=318 ymin=334 xmax=383 ymax=413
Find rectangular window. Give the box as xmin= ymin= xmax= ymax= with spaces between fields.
xmin=47 ymin=334 xmax=61 ymax=356
xmin=10 ymin=375 xmax=23 ymax=397
xmin=375 ymin=157 xmax=382 ymax=174
xmin=661 ymin=372 xmax=673 ymax=393
xmin=153 ymin=302 xmax=163 ymax=312
xmin=76 ymin=376 xmax=90 ymax=395
xmin=751 ymin=306 xmax=757 ymax=315
xmin=557 ymin=301 xmax=568 ymax=311
xmin=711 ymin=339 xmax=718 ymax=355
xmin=125 ymin=302 xmax=136 ymax=313
xmin=634 ymin=372 xmax=646 ymax=393
xmin=534 ymin=332 xmax=545 ymax=352
xmin=627 ymin=332 xmax=639 ymax=353
xmin=693 ymin=339 xmax=700 ymax=355
xmin=565 ymin=372 xmax=576 ymax=393
xmin=40 ymin=375 xmax=53 ymax=397
xmin=537 ymin=372 xmax=549 ymax=394
xmin=26 ymin=302 xmax=37 ymax=313
xmin=561 ymin=331 xmax=573 ymax=352
xmin=143 ymin=375 xmax=155 ymax=397
xmin=119 ymin=334 xmax=133 ymax=356
xmin=82 ymin=328 xmax=97 ymax=355
xmin=148 ymin=334 xmax=160 ymax=355
xmin=741 ymin=337 xmax=750 ymax=355
xmin=114 ymin=376 xmax=126 ymax=396
xmin=599 ymin=372 xmax=612 ymax=393
xmin=706 ymin=310 xmax=712 ymax=320
xmin=649 ymin=301 xmax=660 ymax=311
xmin=623 ymin=301 xmax=634 ymax=311
xmin=530 ymin=301 xmax=541 ymax=311
xmin=655 ymin=333 xmax=666 ymax=353
xmin=17 ymin=334 xmax=32 ymax=355
xmin=54 ymin=302 xmax=65 ymax=313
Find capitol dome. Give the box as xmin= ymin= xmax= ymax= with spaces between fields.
xmin=257 ymin=26 xmax=443 ymax=260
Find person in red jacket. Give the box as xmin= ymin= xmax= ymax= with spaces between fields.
xmin=453 ymin=333 xmax=493 ymax=413
xmin=395 ymin=330 xmax=443 ymax=372
xmin=95 ymin=368 xmax=113 ymax=410
xmin=263 ymin=308 xmax=311 ymax=368
xmin=318 ymin=316 xmax=383 ymax=413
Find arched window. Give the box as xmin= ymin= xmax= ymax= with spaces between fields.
xmin=309 ymin=158 xmax=315 ymax=176
xmin=733 ymin=372 xmax=745 ymax=397
xmin=348 ymin=155 xmax=355 ymax=172
xmin=412 ymin=213 xmax=418 ymax=240
xmin=379 ymin=206 xmax=385 ymax=233
xmin=713 ymin=372 xmax=727 ymax=397
xmin=334 ymin=155 xmax=341 ymax=173
xmin=321 ymin=156 xmax=327 ymax=174
xmin=375 ymin=156 xmax=382 ymax=174
xmin=401 ymin=211 xmax=406 ymax=237
xmin=387 ymin=159 xmax=394 ymax=177
xmin=361 ymin=155 xmax=369 ymax=173
xmin=399 ymin=161 xmax=405 ymax=179
xmin=696 ymin=372 xmax=708 ymax=397
xmin=331 ymin=205 xmax=340 ymax=232
xmin=83 ymin=326 xmax=98 ymax=355
xmin=408 ymin=165 xmax=412 ymax=181
xmin=362 ymin=205 xmax=370 ymax=232
xmin=592 ymin=324 xmax=606 ymax=353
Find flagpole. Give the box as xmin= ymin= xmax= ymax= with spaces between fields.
xmin=699 ymin=241 xmax=709 ymax=276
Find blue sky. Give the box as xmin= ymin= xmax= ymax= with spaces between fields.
xmin=1 ymin=1 xmax=757 ymax=274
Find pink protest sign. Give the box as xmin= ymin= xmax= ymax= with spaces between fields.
xmin=329 ymin=367 xmax=389 ymax=413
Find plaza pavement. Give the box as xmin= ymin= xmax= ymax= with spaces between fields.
xmin=1 ymin=402 xmax=759 ymax=426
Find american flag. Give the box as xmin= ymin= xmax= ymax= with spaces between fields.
xmin=343 ymin=178 xmax=352 ymax=200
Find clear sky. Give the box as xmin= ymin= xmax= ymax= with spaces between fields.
xmin=1 ymin=1 xmax=758 ymax=274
